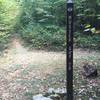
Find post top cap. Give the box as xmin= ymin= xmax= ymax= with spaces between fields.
xmin=67 ymin=0 xmax=73 ymax=3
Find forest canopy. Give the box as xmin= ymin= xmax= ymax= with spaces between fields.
xmin=0 ymin=0 xmax=100 ymax=51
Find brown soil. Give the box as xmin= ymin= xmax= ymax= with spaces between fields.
xmin=0 ymin=37 xmax=99 ymax=100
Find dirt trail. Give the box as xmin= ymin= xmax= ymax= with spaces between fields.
xmin=0 ymin=37 xmax=99 ymax=100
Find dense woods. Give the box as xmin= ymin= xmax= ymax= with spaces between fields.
xmin=0 ymin=0 xmax=100 ymax=51
xmin=0 ymin=1 xmax=100 ymax=100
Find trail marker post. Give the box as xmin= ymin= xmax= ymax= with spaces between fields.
xmin=67 ymin=0 xmax=74 ymax=100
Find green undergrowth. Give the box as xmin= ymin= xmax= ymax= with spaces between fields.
xmin=19 ymin=26 xmax=100 ymax=51
xmin=19 ymin=24 xmax=66 ymax=51
xmin=0 ymin=0 xmax=20 ymax=52
xmin=74 ymin=33 xmax=100 ymax=50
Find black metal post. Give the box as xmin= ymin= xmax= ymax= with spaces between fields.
xmin=66 ymin=0 xmax=74 ymax=100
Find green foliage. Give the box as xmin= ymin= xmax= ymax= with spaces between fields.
xmin=16 ymin=0 xmax=66 ymax=50
xmin=0 ymin=0 xmax=100 ymax=51
xmin=74 ymin=33 xmax=100 ymax=50
xmin=73 ymin=0 xmax=100 ymax=50
xmin=18 ymin=0 xmax=66 ymax=26
xmin=0 ymin=0 xmax=19 ymax=28
xmin=75 ymin=0 xmax=100 ymax=29
xmin=15 ymin=0 xmax=100 ymax=50
xmin=21 ymin=23 xmax=66 ymax=50
xmin=0 ymin=0 xmax=19 ymax=51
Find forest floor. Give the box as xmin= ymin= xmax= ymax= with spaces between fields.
xmin=0 ymin=36 xmax=100 ymax=100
